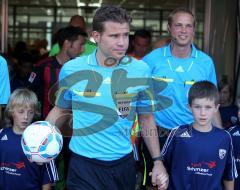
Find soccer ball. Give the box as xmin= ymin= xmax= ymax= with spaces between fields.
xmin=21 ymin=121 xmax=63 ymax=163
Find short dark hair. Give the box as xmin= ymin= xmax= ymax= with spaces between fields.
xmin=188 ymin=81 xmax=219 ymax=106
xmin=57 ymin=26 xmax=87 ymax=48
xmin=69 ymin=15 xmax=86 ymax=29
xmin=134 ymin=29 xmax=152 ymax=40
xmin=92 ymin=5 xmax=132 ymax=33
xmin=168 ymin=7 xmax=196 ymax=27
xmin=218 ymin=77 xmax=232 ymax=94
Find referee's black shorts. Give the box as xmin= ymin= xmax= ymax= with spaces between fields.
xmin=67 ymin=152 xmax=136 ymax=190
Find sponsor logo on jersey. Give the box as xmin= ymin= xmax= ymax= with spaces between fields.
xmin=219 ymin=149 xmax=226 ymax=159
xmin=28 ymin=72 xmax=37 ymax=83
xmin=175 ymin=66 xmax=184 ymax=72
xmin=1 ymin=134 xmax=8 ymax=141
xmin=232 ymin=131 xmax=240 ymax=136
xmin=13 ymin=162 xmax=26 ymax=169
xmin=187 ymin=161 xmax=216 ymax=176
xmin=0 ymin=162 xmax=26 ymax=176
xmin=179 ymin=131 xmax=191 ymax=138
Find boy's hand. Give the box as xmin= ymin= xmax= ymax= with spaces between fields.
xmin=149 ymin=161 xmax=169 ymax=190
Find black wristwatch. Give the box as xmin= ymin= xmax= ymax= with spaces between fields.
xmin=152 ymin=155 xmax=164 ymax=162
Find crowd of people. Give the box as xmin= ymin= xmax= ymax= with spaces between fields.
xmin=0 ymin=5 xmax=239 ymax=190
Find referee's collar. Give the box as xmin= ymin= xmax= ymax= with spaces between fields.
xmin=87 ymin=49 xmax=98 ymax=66
xmin=163 ymin=43 xmax=198 ymax=58
xmin=87 ymin=49 xmax=130 ymax=67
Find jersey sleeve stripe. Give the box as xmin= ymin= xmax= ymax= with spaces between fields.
xmin=45 ymin=160 xmax=59 ymax=182
xmin=225 ymin=130 xmax=238 ymax=179
xmin=161 ymin=126 xmax=179 ymax=157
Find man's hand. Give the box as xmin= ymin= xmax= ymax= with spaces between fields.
xmin=149 ymin=161 xmax=169 ymax=190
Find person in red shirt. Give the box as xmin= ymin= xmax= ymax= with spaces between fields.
xmin=29 ymin=26 xmax=87 ymax=119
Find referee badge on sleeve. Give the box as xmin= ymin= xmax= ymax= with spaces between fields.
xmin=114 ymin=93 xmax=136 ymax=119
xmin=116 ymin=99 xmax=131 ymax=119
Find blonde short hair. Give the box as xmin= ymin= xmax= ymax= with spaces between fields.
xmin=4 ymin=88 xmax=39 ymax=127
xmin=168 ymin=7 xmax=196 ymax=27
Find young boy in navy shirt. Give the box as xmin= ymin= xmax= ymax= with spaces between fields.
xmin=161 ymin=81 xmax=237 ymax=190
xmin=228 ymin=97 xmax=240 ymax=190
xmin=0 ymin=89 xmax=58 ymax=190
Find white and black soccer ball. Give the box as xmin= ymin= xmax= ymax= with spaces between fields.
xmin=21 ymin=121 xmax=63 ymax=163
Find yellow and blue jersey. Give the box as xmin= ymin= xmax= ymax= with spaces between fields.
xmin=143 ymin=44 xmax=217 ymax=129
xmin=0 ymin=55 xmax=10 ymax=105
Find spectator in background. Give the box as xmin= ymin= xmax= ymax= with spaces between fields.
xmin=128 ymin=29 xmax=152 ymax=60
xmin=10 ymin=52 xmax=34 ymax=92
xmin=31 ymin=39 xmax=49 ymax=61
xmin=49 ymin=15 xmax=96 ymax=57
xmin=12 ymin=41 xmax=28 ymax=60
xmin=29 ymin=26 xmax=87 ymax=119
xmin=153 ymin=36 xmax=171 ymax=49
xmin=218 ymin=77 xmax=238 ymax=128
xmin=37 ymin=39 xmax=48 ymax=56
